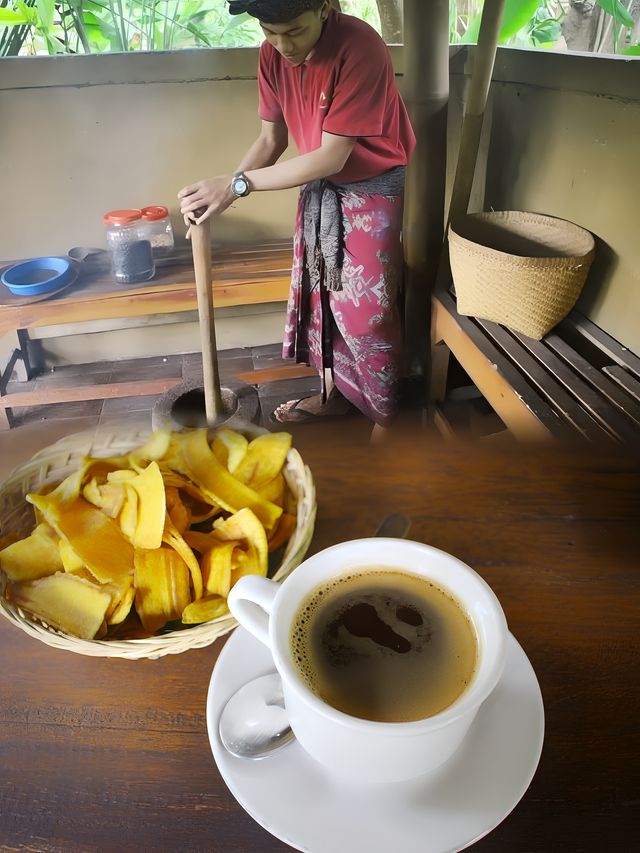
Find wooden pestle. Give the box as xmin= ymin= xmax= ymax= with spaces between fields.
xmin=190 ymin=219 xmax=223 ymax=426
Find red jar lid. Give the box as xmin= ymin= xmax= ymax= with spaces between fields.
xmin=103 ymin=208 xmax=142 ymax=226
xmin=141 ymin=205 xmax=169 ymax=221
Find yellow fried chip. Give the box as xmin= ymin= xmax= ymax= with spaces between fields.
xmin=119 ymin=483 xmax=138 ymax=542
xmin=173 ymin=429 xmax=282 ymax=531
xmin=213 ymin=507 xmax=268 ymax=577
xmin=83 ymin=478 xmax=125 ymax=519
xmin=256 ymin=473 xmax=285 ymax=508
xmin=10 ymin=572 xmax=112 ymax=640
xmin=107 ymin=469 xmax=137 ymax=483
xmin=162 ymin=517 xmax=203 ymax=600
xmin=130 ymin=428 xmax=172 ymax=463
xmin=157 ymin=469 xmax=221 ymax=513
xmin=201 ymin=541 xmax=237 ymax=597
xmin=58 ymin=537 xmax=85 ymax=573
xmin=0 ymin=523 xmax=63 ymax=582
xmin=267 ymin=512 xmax=297 ymax=553
xmin=211 ymin=428 xmax=248 ymax=473
xmin=232 ymin=431 xmax=292 ymax=490
xmin=127 ymin=461 xmax=166 ymax=550
xmin=183 ymin=529 xmax=221 ymax=554
xmin=230 ymin=551 xmax=262 ymax=589
xmin=165 ymin=487 xmax=191 ymax=535
xmin=26 ymin=493 xmax=133 ymax=586
xmin=182 ymin=594 xmax=229 ymax=624
xmin=134 ymin=548 xmax=191 ymax=633
xmin=106 ymin=582 xmax=135 ymax=626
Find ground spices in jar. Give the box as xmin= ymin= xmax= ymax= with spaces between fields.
xmin=103 ymin=209 xmax=156 ymax=284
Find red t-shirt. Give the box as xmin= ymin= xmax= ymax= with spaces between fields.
xmin=258 ymin=10 xmax=415 ymax=183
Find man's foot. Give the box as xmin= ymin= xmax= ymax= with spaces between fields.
xmin=272 ymin=391 xmax=354 ymax=424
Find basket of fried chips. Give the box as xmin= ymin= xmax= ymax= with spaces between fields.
xmin=0 ymin=422 xmax=316 ymax=658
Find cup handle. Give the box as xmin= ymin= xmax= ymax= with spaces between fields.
xmin=227 ymin=575 xmax=279 ymax=648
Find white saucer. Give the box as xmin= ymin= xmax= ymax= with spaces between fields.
xmin=206 ymin=629 xmax=544 ymax=853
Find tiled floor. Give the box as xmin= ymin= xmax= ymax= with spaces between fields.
xmin=5 ymin=344 xmax=322 ymax=431
xmin=0 ymin=344 xmax=331 ymax=480
xmin=0 ymin=346 xmax=505 ymax=482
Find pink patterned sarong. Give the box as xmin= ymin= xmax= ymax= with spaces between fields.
xmin=283 ymin=176 xmax=405 ymax=426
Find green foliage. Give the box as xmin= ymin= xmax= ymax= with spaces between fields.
xmin=453 ymin=0 xmax=639 ymax=55
xmin=0 ymin=0 xmax=266 ymax=53
xmin=526 ymin=4 xmax=562 ymax=48
xmin=595 ymin=0 xmax=635 ymax=31
xmin=1 ymin=0 xmax=639 ymax=57
xmin=460 ymin=0 xmax=541 ymax=44
xmin=0 ymin=8 xmax=30 ymax=22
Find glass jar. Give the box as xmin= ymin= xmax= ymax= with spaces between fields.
xmin=103 ymin=209 xmax=155 ymax=284
xmin=140 ymin=205 xmax=175 ymax=255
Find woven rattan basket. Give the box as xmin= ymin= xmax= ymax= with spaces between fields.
xmin=0 ymin=424 xmax=316 ymax=659
xmin=449 ymin=211 xmax=595 ymax=340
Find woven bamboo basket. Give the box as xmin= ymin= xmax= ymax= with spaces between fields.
xmin=0 ymin=424 xmax=316 ymax=659
xmin=449 ymin=211 xmax=595 ymax=340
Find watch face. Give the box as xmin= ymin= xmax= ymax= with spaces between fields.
xmin=233 ymin=177 xmax=248 ymax=196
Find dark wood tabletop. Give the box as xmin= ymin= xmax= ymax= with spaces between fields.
xmin=1 ymin=421 xmax=639 ymax=852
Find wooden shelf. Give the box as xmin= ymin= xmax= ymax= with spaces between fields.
xmin=0 ymin=241 xmax=295 ymax=429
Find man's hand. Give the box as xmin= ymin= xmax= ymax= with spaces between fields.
xmin=177 ymin=175 xmax=235 ymax=227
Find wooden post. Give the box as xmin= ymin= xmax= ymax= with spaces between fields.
xmin=402 ymin=0 xmax=450 ymax=388
xmin=432 ymin=0 xmax=507 ymax=329
xmin=190 ymin=220 xmax=223 ymax=426
xmin=447 ymin=0 xmax=506 ymax=226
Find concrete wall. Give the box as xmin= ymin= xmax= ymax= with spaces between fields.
xmin=449 ymin=48 xmax=640 ymax=355
xmin=0 ymin=49 xmax=299 ymax=258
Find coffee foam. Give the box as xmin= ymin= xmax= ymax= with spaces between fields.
xmin=291 ymin=571 xmax=364 ymax=692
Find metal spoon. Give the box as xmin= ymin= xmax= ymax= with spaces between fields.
xmin=218 ymin=512 xmax=412 ymax=759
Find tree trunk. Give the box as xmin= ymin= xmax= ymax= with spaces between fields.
xmin=629 ymin=1 xmax=640 ymax=44
xmin=561 ymin=1 xmax=600 ymax=52
xmin=375 ymin=0 xmax=403 ymax=43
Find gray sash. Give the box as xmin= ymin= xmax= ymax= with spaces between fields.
xmin=302 ymin=166 xmax=406 ymax=293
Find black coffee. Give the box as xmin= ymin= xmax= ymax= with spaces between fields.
xmin=290 ymin=569 xmax=477 ymax=723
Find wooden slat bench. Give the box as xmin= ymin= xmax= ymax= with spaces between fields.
xmin=430 ymin=287 xmax=640 ymax=445
xmin=0 ymin=241 xmax=316 ymax=429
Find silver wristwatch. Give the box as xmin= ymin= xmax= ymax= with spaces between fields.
xmin=231 ymin=172 xmax=251 ymax=198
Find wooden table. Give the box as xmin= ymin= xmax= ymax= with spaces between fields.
xmin=0 ymin=242 xmax=294 ymax=428
xmin=1 ymin=423 xmax=638 ymax=852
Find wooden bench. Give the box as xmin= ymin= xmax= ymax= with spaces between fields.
xmin=0 ymin=241 xmax=315 ymax=429
xmin=430 ymin=287 xmax=640 ymax=445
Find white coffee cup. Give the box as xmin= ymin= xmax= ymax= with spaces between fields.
xmin=228 ymin=538 xmax=508 ymax=783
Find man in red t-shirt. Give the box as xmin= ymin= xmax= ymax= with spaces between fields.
xmin=178 ymin=0 xmax=415 ymax=427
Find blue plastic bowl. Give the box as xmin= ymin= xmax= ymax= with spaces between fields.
xmin=1 ymin=256 xmax=73 ymax=296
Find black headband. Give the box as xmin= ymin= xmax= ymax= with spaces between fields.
xmin=228 ymin=0 xmax=323 ymax=24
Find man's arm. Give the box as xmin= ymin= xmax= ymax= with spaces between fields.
xmin=235 ymin=120 xmax=289 ymax=172
xmin=178 ymin=131 xmax=355 ymax=226
xmin=177 ymin=120 xmax=288 ymax=225
xmin=246 ymin=132 xmax=354 ymax=191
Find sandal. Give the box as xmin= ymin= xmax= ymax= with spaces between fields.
xmin=271 ymin=396 xmax=356 ymax=425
